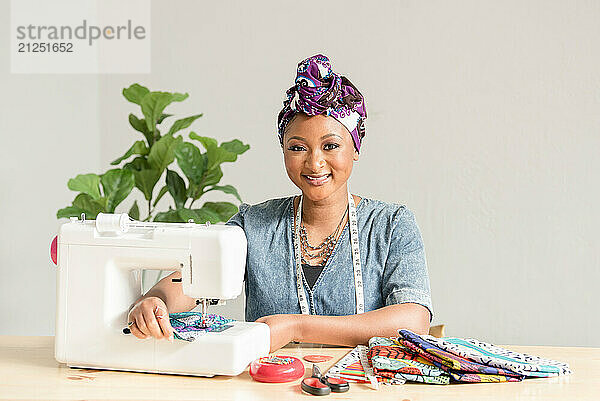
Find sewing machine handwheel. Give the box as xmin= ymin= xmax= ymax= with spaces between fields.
xmin=50 ymin=236 xmax=58 ymax=266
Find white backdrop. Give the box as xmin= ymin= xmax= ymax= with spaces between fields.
xmin=1 ymin=0 xmax=598 ymax=347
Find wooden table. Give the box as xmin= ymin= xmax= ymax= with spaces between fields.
xmin=1 ymin=336 xmax=598 ymax=400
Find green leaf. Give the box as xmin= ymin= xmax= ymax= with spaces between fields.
xmin=128 ymin=114 xmax=153 ymax=145
xmin=153 ymin=185 xmax=169 ymax=207
xmin=128 ymin=114 xmax=147 ymax=133
xmin=174 ymin=142 xmax=206 ymax=185
xmin=129 ymin=201 xmax=140 ymax=220
xmin=205 ymin=184 xmax=242 ymax=202
xmin=157 ymin=113 xmax=173 ymax=124
xmin=177 ymin=208 xmax=221 ymax=224
xmin=189 ymin=133 xmax=240 ymax=170
xmin=140 ymin=91 xmax=189 ymax=132
xmin=221 ymin=139 xmax=250 ymax=156
xmin=147 ymin=134 xmax=183 ymax=174
xmin=166 ymin=169 xmax=187 ymax=209
xmin=123 ymin=84 xmax=149 ymax=105
xmin=167 ymin=114 xmax=203 ymax=136
xmin=72 ymin=193 xmax=106 ymax=219
xmin=110 ymin=141 xmax=149 ymax=165
xmin=154 ymin=208 xmax=181 ymax=223
xmin=133 ymin=169 xmax=161 ymax=201
xmin=101 ymin=169 xmax=135 ymax=212
xmin=202 ymin=201 xmax=238 ymax=221
xmin=176 ymin=208 xmax=201 ymax=223
xmin=189 ymin=133 xmax=222 ymax=170
xmin=201 ymin=165 xmax=223 ymax=189
xmin=153 ymin=128 xmax=162 ymax=144
xmin=56 ymin=205 xmax=85 ymax=219
xmin=190 ymin=132 xmax=217 ymax=152
xmin=214 ymin=147 xmax=237 ymax=167
xmin=67 ymin=174 xmax=101 ymax=200
xmin=186 ymin=181 xmax=200 ymax=199
xmin=123 ymin=156 xmax=150 ymax=172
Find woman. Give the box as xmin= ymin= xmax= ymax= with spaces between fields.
xmin=127 ymin=54 xmax=433 ymax=352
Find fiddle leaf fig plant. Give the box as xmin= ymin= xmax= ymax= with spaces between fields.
xmin=57 ymin=83 xmax=249 ymax=224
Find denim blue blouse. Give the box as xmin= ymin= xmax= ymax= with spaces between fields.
xmin=225 ymin=196 xmax=433 ymax=323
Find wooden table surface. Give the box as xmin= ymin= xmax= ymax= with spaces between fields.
xmin=1 ymin=336 xmax=598 ymax=400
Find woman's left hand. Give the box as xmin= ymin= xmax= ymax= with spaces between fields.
xmin=255 ymin=314 xmax=302 ymax=352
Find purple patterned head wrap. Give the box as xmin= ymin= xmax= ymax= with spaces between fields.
xmin=277 ymin=54 xmax=367 ymax=152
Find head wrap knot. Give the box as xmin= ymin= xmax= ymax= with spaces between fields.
xmin=277 ymin=54 xmax=367 ymax=152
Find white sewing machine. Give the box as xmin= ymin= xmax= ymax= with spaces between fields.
xmin=53 ymin=212 xmax=270 ymax=377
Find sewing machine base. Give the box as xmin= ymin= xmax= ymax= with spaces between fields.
xmin=57 ymin=321 xmax=270 ymax=377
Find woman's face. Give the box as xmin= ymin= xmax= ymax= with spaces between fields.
xmin=282 ymin=113 xmax=359 ymax=202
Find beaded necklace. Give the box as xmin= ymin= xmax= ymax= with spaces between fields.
xmin=299 ymin=208 xmax=348 ymax=266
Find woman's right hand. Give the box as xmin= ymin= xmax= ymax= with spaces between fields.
xmin=127 ymin=296 xmax=174 ymax=342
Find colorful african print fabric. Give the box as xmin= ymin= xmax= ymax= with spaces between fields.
xmin=169 ymin=312 xmax=233 ymax=342
xmin=368 ymin=337 xmax=450 ymax=384
xmin=277 ymin=54 xmax=367 ymax=152
xmin=409 ymin=332 xmax=572 ymax=377
xmin=325 ymin=345 xmax=405 ymax=385
xmin=397 ymin=330 xmax=525 ymax=382
xmin=367 ymin=331 xmax=571 ymax=385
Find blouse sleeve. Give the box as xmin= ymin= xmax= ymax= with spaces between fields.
xmin=225 ymin=203 xmax=250 ymax=229
xmin=382 ymin=206 xmax=434 ymax=322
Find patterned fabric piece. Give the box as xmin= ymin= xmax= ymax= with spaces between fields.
xmin=397 ymin=330 xmax=524 ymax=379
xmin=447 ymin=371 xmax=523 ymax=383
xmin=417 ymin=335 xmax=571 ymax=377
xmin=277 ymin=54 xmax=367 ymax=152
xmin=367 ymin=331 xmax=571 ymax=384
xmin=368 ymin=337 xmax=449 ymax=384
xmin=378 ymin=370 xmax=450 ymax=385
xmin=325 ymin=345 xmax=405 ymax=385
xmin=169 ymin=312 xmax=233 ymax=342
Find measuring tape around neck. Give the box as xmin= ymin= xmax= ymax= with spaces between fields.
xmin=294 ymin=191 xmax=364 ymax=315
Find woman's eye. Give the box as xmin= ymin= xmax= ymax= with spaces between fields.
xmin=287 ymin=143 xmax=338 ymax=151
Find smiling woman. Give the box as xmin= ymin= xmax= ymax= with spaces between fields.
xmin=129 ymin=54 xmax=433 ymax=352
xmin=283 ymin=114 xmax=358 ymax=206
xmin=230 ymin=54 xmax=432 ymax=351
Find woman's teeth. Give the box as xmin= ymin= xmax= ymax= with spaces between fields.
xmin=303 ymin=174 xmax=331 ymax=185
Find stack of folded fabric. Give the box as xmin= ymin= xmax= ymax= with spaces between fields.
xmin=368 ymin=337 xmax=450 ymax=384
xmin=368 ymin=329 xmax=571 ymax=384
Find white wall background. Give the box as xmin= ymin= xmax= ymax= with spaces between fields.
xmin=1 ymin=0 xmax=598 ymax=347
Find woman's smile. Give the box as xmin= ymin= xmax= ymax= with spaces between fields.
xmin=303 ymin=173 xmax=331 ymax=186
